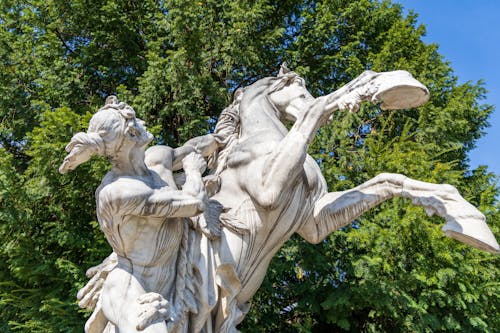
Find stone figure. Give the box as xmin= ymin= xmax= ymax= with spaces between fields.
xmin=59 ymin=97 xmax=215 ymax=333
xmin=62 ymin=65 xmax=499 ymax=333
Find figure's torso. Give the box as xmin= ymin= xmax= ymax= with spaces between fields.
xmin=96 ymin=174 xmax=184 ymax=293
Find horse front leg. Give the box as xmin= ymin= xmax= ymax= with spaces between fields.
xmin=297 ymin=173 xmax=499 ymax=254
xmin=246 ymin=99 xmax=329 ymax=209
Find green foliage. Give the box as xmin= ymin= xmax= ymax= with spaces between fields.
xmin=0 ymin=0 xmax=498 ymax=332
xmin=0 ymin=107 xmax=110 ymax=332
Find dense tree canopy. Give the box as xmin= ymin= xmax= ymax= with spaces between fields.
xmin=0 ymin=0 xmax=498 ymax=332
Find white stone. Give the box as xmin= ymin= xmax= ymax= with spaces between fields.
xmin=60 ymin=65 xmax=499 ymax=333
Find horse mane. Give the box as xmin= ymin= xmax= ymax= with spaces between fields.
xmin=210 ymin=72 xmax=301 ymax=175
xmin=209 ymin=107 xmax=240 ymax=175
xmin=209 ymin=77 xmax=275 ymax=174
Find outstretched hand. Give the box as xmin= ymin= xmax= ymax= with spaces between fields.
xmin=59 ymin=132 xmax=105 ymax=174
xmin=77 ymin=253 xmax=118 ymax=310
xmin=182 ymin=152 xmax=207 ymax=174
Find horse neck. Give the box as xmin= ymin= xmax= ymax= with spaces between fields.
xmin=238 ymin=96 xmax=288 ymax=141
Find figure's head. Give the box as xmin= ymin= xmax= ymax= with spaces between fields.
xmin=59 ymin=96 xmax=153 ymax=174
xmin=267 ymin=63 xmax=315 ymax=121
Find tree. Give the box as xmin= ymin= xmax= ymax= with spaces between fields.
xmin=0 ymin=0 xmax=498 ymax=332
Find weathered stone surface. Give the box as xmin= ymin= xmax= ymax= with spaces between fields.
xmin=60 ymin=66 xmax=499 ymax=333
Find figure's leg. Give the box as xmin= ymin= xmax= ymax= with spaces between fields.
xmin=101 ymin=268 xmax=171 ymax=333
xmin=84 ymin=301 xmax=108 ymax=333
xmin=297 ymin=173 xmax=499 ymax=253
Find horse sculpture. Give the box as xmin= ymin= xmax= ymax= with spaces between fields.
xmin=72 ymin=65 xmax=499 ymax=333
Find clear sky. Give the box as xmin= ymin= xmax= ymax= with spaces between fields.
xmin=396 ymin=0 xmax=500 ymax=176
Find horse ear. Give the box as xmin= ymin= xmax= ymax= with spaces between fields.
xmin=105 ymin=95 xmax=118 ymax=105
xmin=278 ymin=62 xmax=291 ymax=77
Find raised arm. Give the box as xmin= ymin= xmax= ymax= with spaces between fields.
xmin=145 ymin=135 xmax=222 ymax=173
xmin=173 ymin=134 xmax=224 ymax=170
xmin=142 ymin=152 xmax=207 ymax=218
xmin=101 ymin=152 xmax=208 ymax=219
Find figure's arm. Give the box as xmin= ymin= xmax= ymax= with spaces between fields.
xmin=139 ymin=152 xmax=207 ymax=218
xmin=172 ymin=134 xmax=223 ymax=171
xmin=145 ymin=135 xmax=221 ymax=173
xmin=144 ymin=145 xmax=175 ymax=184
xmin=100 ymin=152 xmax=207 ymax=219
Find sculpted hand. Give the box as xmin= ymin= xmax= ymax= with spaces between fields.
xmin=77 ymin=253 xmax=117 ymax=310
xmin=59 ymin=132 xmax=103 ymax=174
xmin=336 ymin=90 xmax=363 ymax=113
xmin=59 ymin=143 xmax=93 ymax=174
xmin=136 ymin=292 xmax=173 ymax=331
xmin=183 ymin=135 xmax=209 ymax=152
xmin=182 ymin=152 xmax=207 ymax=174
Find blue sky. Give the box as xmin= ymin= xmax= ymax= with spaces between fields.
xmin=396 ymin=0 xmax=500 ymax=176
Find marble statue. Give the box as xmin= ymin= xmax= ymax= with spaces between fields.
xmin=60 ymin=65 xmax=499 ymax=333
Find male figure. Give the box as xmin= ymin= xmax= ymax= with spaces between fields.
xmin=60 ymin=97 xmax=208 ymax=332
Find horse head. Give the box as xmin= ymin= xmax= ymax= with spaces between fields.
xmin=266 ymin=63 xmax=315 ymax=122
xmin=234 ymin=64 xmax=316 ymax=140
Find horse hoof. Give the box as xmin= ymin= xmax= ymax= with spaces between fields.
xmin=442 ymin=217 xmax=500 ymax=254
